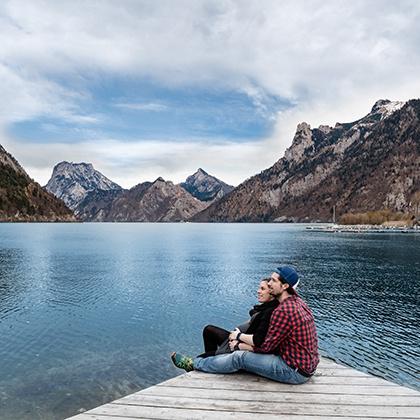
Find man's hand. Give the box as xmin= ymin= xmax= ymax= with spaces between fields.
xmin=229 ymin=328 xmax=241 ymax=341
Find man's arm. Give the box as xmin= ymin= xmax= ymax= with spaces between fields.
xmin=229 ymin=339 xmax=254 ymax=352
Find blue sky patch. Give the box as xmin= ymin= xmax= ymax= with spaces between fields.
xmin=8 ymin=77 xmax=291 ymax=144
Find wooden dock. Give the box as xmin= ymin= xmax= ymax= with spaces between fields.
xmin=67 ymin=357 xmax=420 ymax=419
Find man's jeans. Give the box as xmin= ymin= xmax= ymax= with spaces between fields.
xmin=193 ymin=351 xmax=309 ymax=384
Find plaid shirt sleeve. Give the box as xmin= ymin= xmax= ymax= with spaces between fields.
xmin=253 ymin=307 xmax=292 ymax=353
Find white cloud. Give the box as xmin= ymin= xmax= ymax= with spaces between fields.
xmin=1 ymin=135 xmax=267 ymax=187
xmin=1 ymin=0 xmax=420 ymax=186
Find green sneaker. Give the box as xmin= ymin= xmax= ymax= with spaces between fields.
xmin=171 ymin=352 xmax=194 ymax=372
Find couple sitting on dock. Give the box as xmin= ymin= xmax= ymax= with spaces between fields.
xmin=171 ymin=265 xmax=319 ymax=384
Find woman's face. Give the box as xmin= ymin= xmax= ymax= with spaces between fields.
xmin=257 ymin=281 xmax=272 ymax=303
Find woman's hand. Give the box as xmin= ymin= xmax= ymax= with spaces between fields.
xmin=229 ymin=328 xmax=241 ymax=341
xmin=229 ymin=339 xmax=240 ymax=351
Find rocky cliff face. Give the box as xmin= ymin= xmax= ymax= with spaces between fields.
xmin=194 ymin=99 xmax=419 ymax=222
xmin=0 ymin=145 xmax=75 ymax=222
xmin=45 ymin=161 xmax=122 ymax=212
xmin=76 ymin=188 xmax=125 ymax=221
xmin=80 ymin=177 xmax=208 ymax=222
xmin=180 ymin=168 xmax=234 ymax=202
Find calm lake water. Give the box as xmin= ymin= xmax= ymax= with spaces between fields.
xmin=0 ymin=223 xmax=419 ymax=419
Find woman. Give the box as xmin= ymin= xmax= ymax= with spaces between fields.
xmin=172 ymin=278 xmax=278 ymax=369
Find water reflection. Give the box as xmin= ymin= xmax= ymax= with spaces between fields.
xmin=0 ymin=248 xmax=27 ymax=320
xmin=0 ymin=224 xmax=419 ymax=420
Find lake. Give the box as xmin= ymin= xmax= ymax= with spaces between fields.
xmin=0 ymin=223 xmax=419 ymax=419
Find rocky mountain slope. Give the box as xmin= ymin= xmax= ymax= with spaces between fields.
xmin=79 ymin=177 xmax=208 ymax=222
xmin=45 ymin=161 xmax=122 ymax=212
xmin=0 ymin=145 xmax=75 ymax=222
xmin=180 ymin=168 xmax=234 ymax=201
xmin=193 ymin=99 xmax=420 ymax=222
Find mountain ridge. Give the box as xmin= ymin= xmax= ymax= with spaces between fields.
xmin=45 ymin=161 xmax=122 ymax=213
xmin=180 ymin=168 xmax=234 ymax=202
xmin=0 ymin=145 xmax=75 ymax=222
xmin=80 ymin=178 xmax=208 ymax=222
xmin=193 ymin=99 xmax=419 ymax=222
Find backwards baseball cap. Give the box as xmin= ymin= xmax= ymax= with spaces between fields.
xmin=274 ymin=266 xmax=299 ymax=289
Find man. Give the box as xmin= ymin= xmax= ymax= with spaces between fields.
xmin=171 ymin=265 xmax=319 ymax=384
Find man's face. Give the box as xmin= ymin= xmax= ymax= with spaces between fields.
xmin=268 ymin=272 xmax=285 ymax=297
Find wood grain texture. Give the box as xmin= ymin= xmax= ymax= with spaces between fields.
xmin=66 ymin=356 xmax=420 ymax=420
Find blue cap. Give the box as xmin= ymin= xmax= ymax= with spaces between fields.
xmin=274 ymin=266 xmax=299 ymax=289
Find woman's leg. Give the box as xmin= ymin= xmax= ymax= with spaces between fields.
xmin=202 ymin=325 xmax=230 ymax=353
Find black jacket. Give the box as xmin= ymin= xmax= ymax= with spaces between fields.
xmin=246 ymin=299 xmax=279 ymax=347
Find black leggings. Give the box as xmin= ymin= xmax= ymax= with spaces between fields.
xmin=198 ymin=325 xmax=230 ymax=358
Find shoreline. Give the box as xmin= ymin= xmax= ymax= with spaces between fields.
xmin=306 ymin=223 xmax=420 ymax=233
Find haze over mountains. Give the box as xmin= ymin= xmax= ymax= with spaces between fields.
xmin=1 ymin=98 xmax=418 ymax=223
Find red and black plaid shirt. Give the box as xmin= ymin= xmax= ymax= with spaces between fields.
xmin=253 ymin=294 xmax=319 ymax=374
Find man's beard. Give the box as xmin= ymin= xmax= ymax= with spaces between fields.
xmin=269 ymin=289 xmax=281 ymax=298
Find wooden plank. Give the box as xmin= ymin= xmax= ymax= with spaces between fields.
xmin=172 ymin=373 xmax=402 ymax=389
xmin=158 ymin=378 xmax=420 ymax=396
xmin=317 ymin=358 xmax=349 ymax=367
xmin=86 ymin=397 xmax=420 ymax=418
xmin=185 ymin=371 xmax=395 ymax=386
xmin=187 ymin=367 xmax=370 ymax=382
xmin=314 ymin=368 xmax=371 ymax=377
xmin=137 ymin=385 xmax=420 ymax=406
xmin=66 ymin=410 xmax=396 ymax=420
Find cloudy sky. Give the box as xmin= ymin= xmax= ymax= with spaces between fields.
xmin=1 ymin=0 xmax=419 ymax=187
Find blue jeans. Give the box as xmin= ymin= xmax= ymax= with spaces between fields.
xmin=193 ymin=351 xmax=309 ymax=384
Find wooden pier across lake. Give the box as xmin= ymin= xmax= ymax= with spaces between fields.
xmin=67 ymin=356 xmax=420 ymax=419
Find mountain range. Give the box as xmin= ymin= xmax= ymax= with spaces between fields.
xmin=77 ymin=177 xmax=209 ymax=222
xmin=44 ymin=164 xmax=231 ymax=222
xmin=194 ymin=99 xmax=420 ymax=222
xmin=1 ymin=98 xmax=418 ymax=223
